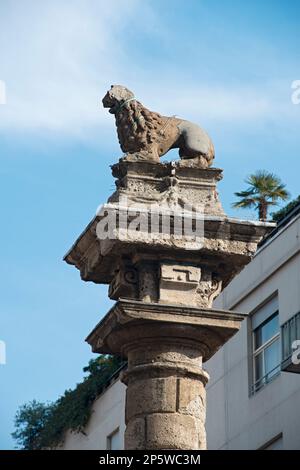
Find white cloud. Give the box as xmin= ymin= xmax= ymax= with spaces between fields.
xmin=0 ymin=0 xmax=145 ymax=134
xmin=0 ymin=0 xmax=297 ymax=138
xmin=140 ymin=84 xmax=270 ymax=121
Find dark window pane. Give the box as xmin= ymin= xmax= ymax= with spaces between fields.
xmin=282 ymin=322 xmax=291 ymax=359
xmin=261 ymin=314 xmax=279 ymax=343
xmin=254 ymin=327 xmax=262 ymax=350
xmin=254 ymin=313 xmax=279 ymax=350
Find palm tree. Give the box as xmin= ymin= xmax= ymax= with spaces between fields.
xmin=233 ymin=170 xmax=290 ymax=221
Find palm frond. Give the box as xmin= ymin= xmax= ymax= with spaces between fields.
xmin=233 ymin=170 xmax=289 ymax=220
xmin=232 ymin=198 xmax=256 ymax=209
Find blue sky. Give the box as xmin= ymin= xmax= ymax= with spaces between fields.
xmin=0 ymin=0 xmax=300 ymax=449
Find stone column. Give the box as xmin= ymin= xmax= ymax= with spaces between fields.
xmin=86 ymin=299 xmax=247 ymax=450
xmin=122 ymin=335 xmax=208 ymax=450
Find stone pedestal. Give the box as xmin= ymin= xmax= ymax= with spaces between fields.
xmin=65 ymin=160 xmax=274 ymax=449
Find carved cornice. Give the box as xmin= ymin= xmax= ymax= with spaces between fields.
xmin=86 ymin=299 xmax=246 ymax=362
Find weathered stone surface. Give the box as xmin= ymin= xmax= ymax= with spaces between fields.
xmin=125 ymin=377 xmax=177 ymax=421
xmin=108 ymin=261 xmax=138 ymax=300
xmin=159 ymin=263 xmax=201 ymax=306
xmin=146 ymin=413 xmax=203 ymax=450
xmin=110 ymin=160 xmax=224 ymax=215
xmin=137 ymin=260 xmax=158 ymax=302
xmin=177 ymin=377 xmax=206 ymax=419
xmin=159 ymin=261 xmax=222 ymax=308
xmin=124 ymin=417 xmax=146 ymax=450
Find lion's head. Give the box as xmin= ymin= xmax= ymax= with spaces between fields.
xmin=102 ymin=85 xmax=135 ymax=115
xmin=102 ymin=85 xmax=165 ymax=155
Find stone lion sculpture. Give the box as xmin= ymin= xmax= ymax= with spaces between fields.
xmin=102 ymin=85 xmax=215 ymax=168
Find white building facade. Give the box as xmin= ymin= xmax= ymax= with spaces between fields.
xmin=206 ymin=207 xmax=300 ymax=449
xmin=61 ymin=208 xmax=300 ymax=450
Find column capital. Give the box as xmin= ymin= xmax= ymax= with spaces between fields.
xmin=86 ymin=299 xmax=246 ymax=363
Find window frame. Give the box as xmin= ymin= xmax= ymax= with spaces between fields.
xmin=252 ymin=310 xmax=280 ymax=393
xmin=106 ymin=427 xmax=120 ymax=450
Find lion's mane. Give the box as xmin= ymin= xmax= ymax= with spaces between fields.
xmin=115 ymin=100 xmax=166 ymax=154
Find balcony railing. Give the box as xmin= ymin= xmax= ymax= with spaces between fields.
xmin=281 ymin=311 xmax=300 ymax=374
xmin=251 ymin=364 xmax=281 ymax=394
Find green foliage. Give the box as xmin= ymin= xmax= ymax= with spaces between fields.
xmin=271 ymin=195 xmax=300 ymax=222
xmin=12 ymin=400 xmax=52 ymax=450
xmin=232 ymin=170 xmax=289 ymax=221
xmin=12 ymin=355 xmax=125 ymax=449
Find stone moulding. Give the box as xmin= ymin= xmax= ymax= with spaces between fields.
xmin=64 ymin=211 xmax=274 ymax=288
xmin=86 ymin=298 xmax=247 ymax=362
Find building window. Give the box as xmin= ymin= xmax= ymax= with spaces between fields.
xmin=107 ymin=428 xmax=121 ymax=450
xmin=251 ymin=296 xmax=280 ymax=393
